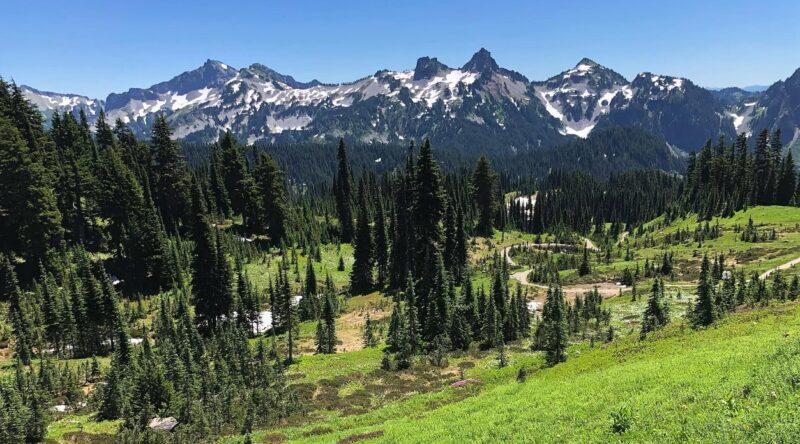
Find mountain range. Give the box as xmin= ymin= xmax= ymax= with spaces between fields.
xmin=17 ymin=49 xmax=800 ymax=153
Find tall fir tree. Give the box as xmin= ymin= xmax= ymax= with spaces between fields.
xmin=471 ymin=156 xmax=498 ymax=236
xmin=691 ymin=254 xmax=716 ymax=327
xmin=253 ymin=153 xmax=289 ymax=243
xmin=150 ymin=114 xmax=191 ymax=232
xmin=334 ymin=138 xmax=355 ymax=242
xmin=350 ymin=185 xmax=374 ymax=294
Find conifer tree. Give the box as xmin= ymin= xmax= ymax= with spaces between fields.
xmin=640 ymin=277 xmax=670 ymax=338
xmin=318 ymin=284 xmax=337 ymax=354
xmin=334 ymin=138 xmax=355 ymax=242
xmin=471 ymin=156 xmax=498 ymax=236
xmin=691 ymin=255 xmax=716 ymax=327
xmin=413 ymin=139 xmax=446 ymax=297
xmin=541 ymin=285 xmax=568 ymax=366
xmin=191 ymin=182 xmax=223 ymax=331
xmin=3 ymin=258 xmax=33 ymax=364
xmin=0 ymin=115 xmax=62 ymax=264
xmin=350 ymin=186 xmax=374 ymax=294
xmin=516 ymin=284 xmax=531 ymax=338
xmin=254 ymin=153 xmax=289 ymax=243
xmin=482 ymin=283 xmax=502 ymax=349
xmin=219 ymin=132 xmax=258 ymax=228
xmin=449 ymin=303 xmax=472 ymax=351
xmin=404 ymin=275 xmax=421 ymax=353
xmin=209 ymin=142 xmax=232 ymax=218
xmin=150 ymin=114 xmax=191 ymax=232
xmin=362 ymin=313 xmax=377 ymax=348
xmin=373 ymin=197 xmax=390 ymax=288
xmin=387 ymin=301 xmax=404 ymax=351
xmin=299 ymin=260 xmax=318 ymax=321
xmin=578 ymin=246 xmax=591 ymax=276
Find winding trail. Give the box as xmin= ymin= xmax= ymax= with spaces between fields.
xmin=504 ymin=241 xmax=623 ymax=308
xmin=759 ymin=256 xmax=800 ymax=280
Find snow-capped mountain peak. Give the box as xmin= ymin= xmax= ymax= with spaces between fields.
xmin=21 ymin=86 xmax=103 ymax=121
xmin=20 ymin=50 xmax=798 ymax=153
xmin=633 ymin=72 xmax=687 ymax=95
xmin=533 ymin=58 xmax=631 ymax=138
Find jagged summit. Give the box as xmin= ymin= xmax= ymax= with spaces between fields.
xmin=247 ymin=63 xmax=321 ymax=89
xmin=413 ymin=56 xmax=450 ymax=81
xmin=575 ymin=57 xmax=599 ymax=68
xmin=21 ymin=51 xmax=793 ymax=151
xmin=462 ymin=48 xmax=499 ymax=73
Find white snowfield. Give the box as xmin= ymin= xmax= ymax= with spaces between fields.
xmin=23 ymin=56 xmax=753 ymax=144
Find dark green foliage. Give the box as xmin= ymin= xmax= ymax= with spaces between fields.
xmin=190 ymin=182 xmax=233 ymax=332
xmin=315 ymin=280 xmax=337 ymax=354
xmin=578 ymin=246 xmax=591 ymax=276
xmin=539 ymin=285 xmax=568 ymax=366
xmin=334 ymin=138 xmax=355 ymax=242
xmin=373 ymin=197 xmax=390 ymax=288
xmin=3 ymin=257 xmax=33 ymax=364
xmin=0 ymin=112 xmax=62 ymax=264
xmin=471 ymin=156 xmax=498 ymax=236
xmin=253 ymin=153 xmax=289 ymax=243
xmin=350 ymin=185 xmax=373 ymax=294
xmin=362 ymin=313 xmax=377 ymax=348
xmin=150 ymin=114 xmax=192 ymax=232
xmin=640 ymin=277 xmax=670 ymax=338
xmin=220 ymin=132 xmax=259 ymax=228
xmin=691 ymin=255 xmax=716 ymax=327
xmin=684 ymin=130 xmax=796 ymax=218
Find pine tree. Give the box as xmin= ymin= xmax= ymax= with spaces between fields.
xmin=578 ymin=246 xmax=591 ymax=276
xmin=516 ymin=284 xmax=531 ymax=338
xmin=191 ymin=182 xmax=227 ymax=331
xmin=209 ymin=141 xmax=232 ymax=218
xmin=0 ymin=115 xmax=62 ymax=264
xmin=219 ymin=132 xmax=258 ymax=228
xmin=453 ymin=205 xmax=469 ymax=283
xmin=471 ymin=156 xmax=498 ymax=236
xmin=449 ymin=303 xmax=472 ymax=351
xmin=424 ymin=251 xmax=451 ymax=341
xmin=253 ymin=153 xmax=289 ymax=243
xmin=776 ymin=151 xmax=796 ymax=205
xmin=640 ymin=277 xmax=670 ymax=338
xmin=373 ymin=197 xmax=390 ymax=288
xmin=3 ymin=258 xmax=33 ymax=364
xmin=413 ymin=139 xmax=446 ymax=297
xmin=404 ymin=275 xmax=421 ymax=353
xmin=150 ymin=114 xmax=191 ymax=232
xmin=691 ymin=254 xmax=716 ymax=327
xmin=319 ymin=287 xmax=337 ymax=354
xmin=350 ymin=186 xmax=373 ymax=294
xmin=542 ymin=285 xmax=568 ymax=366
xmin=481 ymin=282 xmax=502 ymax=349
xmin=334 ymin=138 xmax=355 ymax=242
xmin=387 ymin=301 xmax=404 ymax=351
xmin=362 ymin=313 xmax=377 ymax=348
xmin=299 ymin=260 xmax=318 ymax=321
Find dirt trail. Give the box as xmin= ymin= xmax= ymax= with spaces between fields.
xmin=505 ymin=242 xmax=624 ymax=309
xmin=759 ymin=256 xmax=800 ymax=280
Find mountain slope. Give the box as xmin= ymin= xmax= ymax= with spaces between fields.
xmin=594 ymin=72 xmax=736 ymax=150
xmin=20 ymin=86 xmax=103 ymax=122
xmin=747 ymin=67 xmax=800 ymax=149
xmin=17 ymin=51 xmax=800 ymax=152
xmin=241 ymin=300 xmax=800 ymax=443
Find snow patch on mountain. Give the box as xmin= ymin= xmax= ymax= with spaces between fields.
xmin=533 ymin=59 xmax=629 ymax=138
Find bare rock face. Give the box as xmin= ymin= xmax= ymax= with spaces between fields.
xmin=148 ymin=416 xmax=179 ymax=432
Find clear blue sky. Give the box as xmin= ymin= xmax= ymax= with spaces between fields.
xmin=2 ymin=0 xmax=798 ymax=98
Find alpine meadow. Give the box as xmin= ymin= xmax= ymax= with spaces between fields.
xmin=3 ymin=1 xmax=800 ymax=443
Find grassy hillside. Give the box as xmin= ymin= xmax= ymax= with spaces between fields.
xmin=241 ymin=302 xmax=800 ymax=443
xmin=12 ymin=206 xmax=800 ymax=443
